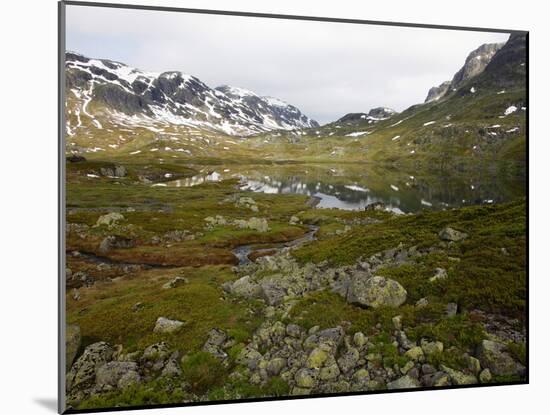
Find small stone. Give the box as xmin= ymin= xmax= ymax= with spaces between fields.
xmin=352 ymin=368 xmax=370 ymax=383
xmin=446 ymin=302 xmax=458 ymax=317
xmin=430 ymin=267 xmax=448 ymax=283
xmin=95 ymin=212 xmax=125 ymax=228
xmin=405 ymin=346 xmax=425 ymax=362
xmin=392 ymin=315 xmax=403 ymax=330
xmin=162 ymin=276 xmax=188 ymax=289
xmin=267 ymin=357 xmax=287 ymax=376
xmin=477 ymin=340 xmax=525 ymax=376
xmin=319 ymin=363 xmax=340 ymax=380
xmin=465 ymin=355 xmax=481 ymax=374
xmin=387 ymin=375 xmax=420 ymax=390
xmin=441 ymin=365 xmax=478 ymax=385
xmin=421 ymin=340 xmax=444 ymax=356
xmin=286 ymin=324 xmax=302 ymax=338
xmin=400 ymin=360 xmax=415 ymax=375
xmin=353 ymin=332 xmax=367 ymax=348
xmin=416 ymin=297 xmax=429 ymax=307
xmin=432 ymin=371 xmax=452 ymax=387
xmin=337 ymin=348 xmax=360 ymax=373
xmin=479 ymin=368 xmax=492 ymax=383
xmin=307 ymin=347 xmax=330 ymax=369
xmin=295 ymin=368 xmax=318 ymax=388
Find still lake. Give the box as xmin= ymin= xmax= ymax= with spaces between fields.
xmin=164 ymin=164 xmax=526 ymax=214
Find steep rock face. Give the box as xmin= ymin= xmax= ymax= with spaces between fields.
xmin=425 ymin=81 xmax=451 ymax=103
xmin=65 ymin=52 xmax=318 ymax=136
xmin=450 ymin=42 xmax=504 ymax=87
xmin=424 ymin=41 xmax=504 ymax=102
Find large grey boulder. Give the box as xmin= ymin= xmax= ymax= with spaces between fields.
xmin=230 ymin=275 xmax=262 ymax=299
xmin=347 ymin=274 xmax=407 ymax=308
xmin=260 ymin=280 xmax=287 ymax=306
xmin=96 ymin=361 xmax=140 ymax=389
xmin=477 ymin=340 xmax=525 ymax=376
xmin=66 ymin=342 xmax=114 ymax=392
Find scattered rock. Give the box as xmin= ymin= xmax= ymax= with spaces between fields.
xmin=430 ymin=267 xmax=448 ymax=282
xmin=95 ymin=212 xmax=125 ymax=228
xmin=153 ymin=317 xmax=185 ymax=334
xmin=421 ymin=340 xmax=444 ymax=356
xmin=416 ymin=297 xmax=429 ymax=307
xmin=96 ymin=361 xmax=139 ymax=388
xmin=260 ymin=280 xmax=287 ymax=306
xmin=346 ymin=274 xmax=407 ymax=308
xmin=441 ymin=365 xmax=478 ymax=385
xmin=229 ymin=275 xmax=262 ymax=299
xmin=479 ymin=368 xmax=492 ymax=383
xmin=67 ymin=342 xmax=114 ymax=392
xmin=202 ymin=329 xmax=228 ymax=360
xmin=99 ymin=235 xmax=135 ymax=253
xmin=387 ymin=375 xmax=420 ymax=390
xmin=295 ymin=368 xmax=318 ymax=388
xmin=446 ymin=302 xmax=458 ymax=317
xmin=100 ymin=165 xmax=127 ymax=178
xmin=477 ymin=340 xmax=525 ymax=376
xmin=162 ymin=276 xmax=188 ymax=289
xmin=438 ymin=227 xmax=468 ymax=242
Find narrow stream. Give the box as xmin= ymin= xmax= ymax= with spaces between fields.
xmin=232 ymin=224 xmax=319 ymax=265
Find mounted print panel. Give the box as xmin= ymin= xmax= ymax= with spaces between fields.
xmin=59 ymin=1 xmax=528 ymax=413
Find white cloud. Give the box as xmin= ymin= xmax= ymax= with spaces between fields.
xmin=66 ymin=5 xmax=510 ymax=124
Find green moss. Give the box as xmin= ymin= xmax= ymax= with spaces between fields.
xmin=181 ymin=351 xmax=227 ymax=394
xmin=77 ymin=377 xmax=188 ymax=410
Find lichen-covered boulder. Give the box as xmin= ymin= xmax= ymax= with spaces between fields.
xmin=96 ymin=361 xmax=140 ymax=388
xmin=347 ymin=274 xmax=407 ymax=308
xmin=66 ymin=342 xmax=114 ymax=392
xmin=230 ymin=275 xmax=262 ymax=299
xmin=477 ymin=340 xmax=525 ymax=376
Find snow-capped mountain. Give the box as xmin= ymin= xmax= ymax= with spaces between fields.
xmin=65 ymin=52 xmax=318 ymax=136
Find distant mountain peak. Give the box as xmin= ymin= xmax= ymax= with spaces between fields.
xmin=335 ymin=107 xmax=397 ymax=125
xmin=424 ymin=41 xmax=505 ymax=103
xmin=65 ymin=52 xmax=318 ymax=136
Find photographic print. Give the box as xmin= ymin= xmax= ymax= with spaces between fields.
xmin=61 ymin=2 xmax=527 ymax=412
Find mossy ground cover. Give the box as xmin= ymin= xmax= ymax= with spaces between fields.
xmin=66 ymin=154 xmax=526 ymax=406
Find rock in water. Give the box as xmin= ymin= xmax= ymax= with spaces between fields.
xmin=66 ymin=324 xmax=81 ymax=372
xmin=346 ymin=274 xmax=407 ymax=308
xmin=153 ymin=317 xmax=185 ymax=334
xmin=438 ymin=227 xmax=468 ymax=242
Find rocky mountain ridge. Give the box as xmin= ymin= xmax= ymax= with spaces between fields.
xmin=65 ymin=52 xmax=318 ymax=136
xmin=425 ymin=42 xmax=505 ymax=102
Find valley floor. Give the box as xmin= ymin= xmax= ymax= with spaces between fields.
xmin=64 ymin=159 xmax=527 ymax=410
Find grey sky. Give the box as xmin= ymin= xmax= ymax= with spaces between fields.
xmin=66 ymin=5 xmax=510 ymax=124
